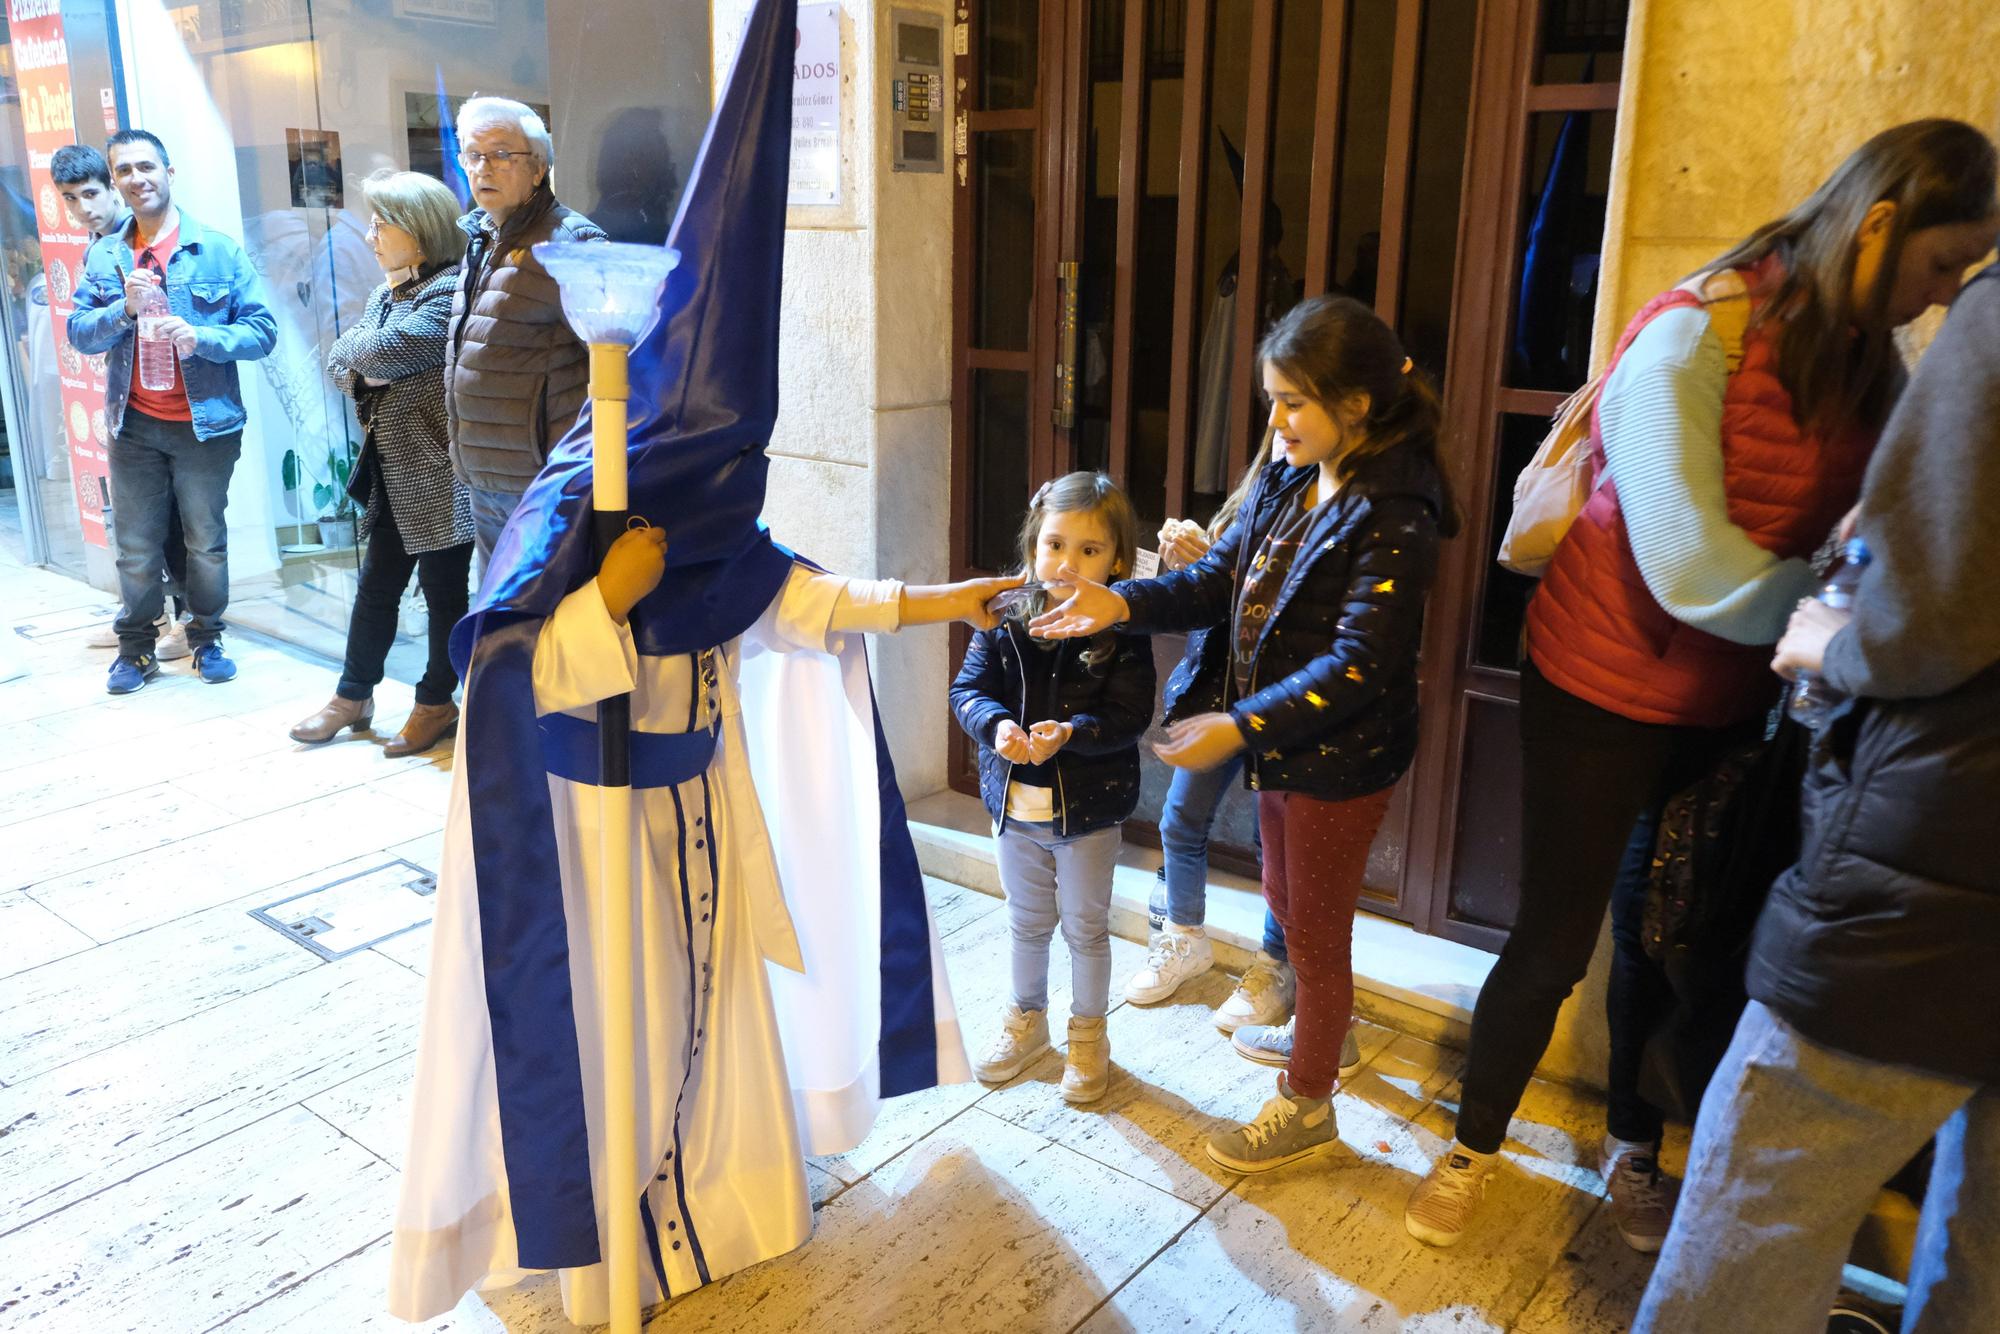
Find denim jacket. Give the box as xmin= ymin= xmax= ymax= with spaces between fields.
xmin=69 ymin=209 xmax=276 ymax=441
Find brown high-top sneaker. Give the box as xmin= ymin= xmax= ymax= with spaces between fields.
xmin=385 ymin=702 xmax=460 ymax=757
xmin=290 ymin=695 xmax=374 ymax=744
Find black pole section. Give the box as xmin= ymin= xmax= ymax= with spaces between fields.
xmin=594 ymin=506 xmax=632 ymax=787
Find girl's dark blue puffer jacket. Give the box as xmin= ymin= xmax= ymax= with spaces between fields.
xmin=949 ymin=621 xmax=1156 ymax=836
xmin=1117 ymin=448 xmax=1446 ymax=801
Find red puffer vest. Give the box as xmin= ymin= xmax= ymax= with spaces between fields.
xmin=1527 ymin=266 xmax=1876 ymax=727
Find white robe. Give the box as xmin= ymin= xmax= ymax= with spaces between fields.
xmin=389 ymin=565 xmax=968 ymax=1324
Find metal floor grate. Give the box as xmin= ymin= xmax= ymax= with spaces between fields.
xmin=250 ymin=858 xmax=438 ymax=961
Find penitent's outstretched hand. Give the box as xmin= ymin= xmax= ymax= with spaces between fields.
xmin=900 ymin=571 xmax=1028 ymax=632
xmin=1027 ymin=573 xmax=1129 ymax=640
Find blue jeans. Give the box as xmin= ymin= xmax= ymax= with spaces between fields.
xmin=996 ymin=820 xmax=1121 ymax=1019
xmin=468 ymin=485 xmax=524 ymax=578
xmin=1636 ymin=1001 xmax=2000 ymax=1334
xmin=1158 ymin=755 xmax=1286 ymax=961
xmin=108 ymin=409 xmax=240 ymax=657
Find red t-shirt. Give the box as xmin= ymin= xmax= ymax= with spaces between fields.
xmin=124 ymin=222 xmax=194 ymax=423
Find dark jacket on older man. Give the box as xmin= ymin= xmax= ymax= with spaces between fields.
xmin=331 ymin=263 xmax=473 ymax=554
xmin=445 ymin=184 xmax=607 ymax=494
xmin=1748 ymin=266 xmax=2000 ymax=1086
xmin=1117 ymin=448 xmax=1449 ymax=802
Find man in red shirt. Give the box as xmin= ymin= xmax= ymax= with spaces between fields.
xmin=69 ymin=130 xmax=275 ymax=694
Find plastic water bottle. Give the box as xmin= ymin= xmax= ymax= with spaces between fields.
xmin=1147 ymin=866 xmax=1168 ymax=933
xmin=1786 ymin=536 xmax=1871 ymax=728
xmin=134 ymin=280 xmax=177 ymax=392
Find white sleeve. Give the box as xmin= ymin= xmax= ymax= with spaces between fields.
xmin=745 ymin=565 xmax=905 ymax=657
xmin=1600 ymin=305 xmax=1817 ymax=645
xmin=531 ymin=579 xmax=640 ymax=715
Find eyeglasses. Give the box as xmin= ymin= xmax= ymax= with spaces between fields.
xmin=458 ymin=149 xmax=533 ymax=169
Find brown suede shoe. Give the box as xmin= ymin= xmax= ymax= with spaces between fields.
xmin=384 ymin=702 xmax=460 ymax=757
xmin=290 ymin=695 xmax=374 ymax=744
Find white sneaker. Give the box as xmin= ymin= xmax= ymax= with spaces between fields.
xmin=1231 ymin=1020 xmax=1363 ymax=1079
xmin=155 ymin=617 xmax=190 ymax=662
xmin=1123 ymin=925 xmax=1214 ymax=1004
xmin=1061 ymin=1015 xmax=1110 ymax=1104
xmin=1215 ymin=952 xmax=1295 ymax=1033
xmin=1405 ymin=1144 xmax=1497 ymax=1247
xmin=86 ymin=621 xmax=122 ymax=649
xmin=973 ymin=1004 xmax=1050 ymax=1084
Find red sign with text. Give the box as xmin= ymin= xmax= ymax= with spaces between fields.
xmin=11 ymin=0 xmax=111 ymax=547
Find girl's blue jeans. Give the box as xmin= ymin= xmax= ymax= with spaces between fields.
xmin=1158 ymin=754 xmax=1287 ymax=962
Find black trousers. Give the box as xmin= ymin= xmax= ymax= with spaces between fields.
xmin=336 ymin=505 xmax=472 ymax=708
xmin=1454 ymin=661 xmax=1758 ymax=1153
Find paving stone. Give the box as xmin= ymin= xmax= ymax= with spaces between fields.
xmin=0 ymin=890 xmax=96 ymax=978
xmin=27 ymin=785 xmax=442 ymax=942
xmin=302 ymin=1051 xmax=419 ymax=1172
xmin=0 ymin=893 xmax=320 ymax=1085
xmin=0 ymin=952 xmax=419 ymax=1227
xmin=0 ymin=1105 xmax=396 ymax=1332
xmin=641 ymin=1107 xmax=1200 ymax=1334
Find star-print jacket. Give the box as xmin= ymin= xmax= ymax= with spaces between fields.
xmin=1117 ymin=447 xmax=1448 ymax=801
xmin=950 ymin=620 xmax=1156 ymax=837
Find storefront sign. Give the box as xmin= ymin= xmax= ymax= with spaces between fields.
xmin=789 ymin=2 xmax=840 ymax=206
xmin=9 ymin=0 xmax=110 ymax=547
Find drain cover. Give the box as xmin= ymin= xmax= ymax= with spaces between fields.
xmin=251 ymin=859 xmax=438 ymax=961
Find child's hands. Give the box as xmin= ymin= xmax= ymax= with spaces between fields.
xmin=1152 ymin=712 xmax=1247 ymax=771
xmin=994 ymin=719 xmax=1034 ymax=764
xmin=597 ymin=525 xmax=668 ymax=625
xmin=1156 ymin=519 xmax=1211 ymax=572
xmin=1026 ymin=719 xmax=1072 ymax=763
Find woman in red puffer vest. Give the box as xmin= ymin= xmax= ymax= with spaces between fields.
xmin=1404 ymin=118 xmax=2000 ymax=1255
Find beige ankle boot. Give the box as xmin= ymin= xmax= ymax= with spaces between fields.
xmin=289 ymin=695 xmax=374 ymax=744
xmin=1061 ymin=1014 xmax=1110 ymax=1104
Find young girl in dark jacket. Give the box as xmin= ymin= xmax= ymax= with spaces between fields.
xmin=951 ymin=472 xmax=1156 ymax=1105
xmin=1034 ymin=296 xmax=1458 ymax=1171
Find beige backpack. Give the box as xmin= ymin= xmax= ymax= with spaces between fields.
xmin=1496 ymin=269 xmax=1754 ymax=577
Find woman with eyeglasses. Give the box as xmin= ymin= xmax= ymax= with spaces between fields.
xmin=290 ymin=169 xmax=475 ymax=757
xmin=442 ymin=95 xmax=608 ymax=563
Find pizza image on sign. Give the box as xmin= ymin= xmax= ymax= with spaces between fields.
xmin=92 ymin=407 xmax=108 ymax=447
xmin=39 ymin=183 xmax=60 ymax=230
xmin=69 ymin=400 xmax=90 ymax=442
xmin=48 ymin=258 xmax=71 ymax=304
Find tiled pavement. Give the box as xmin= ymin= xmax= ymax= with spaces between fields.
xmin=0 ymin=550 xmax=1670 ymax=1332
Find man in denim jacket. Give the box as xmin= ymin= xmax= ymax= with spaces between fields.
xmin=70 ymin=129 xmax=276 ymax=694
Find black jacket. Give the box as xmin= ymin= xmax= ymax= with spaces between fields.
xmin=1746 ymin=268 xmax=2000 ymax=1086
xmin=1118 ymin=449 xmax=1446 ymax=800
xmin=950 ymin=622 xmax=1156 ymax=836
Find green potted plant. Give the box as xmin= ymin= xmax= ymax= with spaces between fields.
xmin=281 ymin=440 xmax=360 ymax=550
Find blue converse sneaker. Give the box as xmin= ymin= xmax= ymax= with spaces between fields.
xmin=192 ymin=642 xmax=238 ymax=684
xmin=106 ymin=653 xmax=160 ymax=695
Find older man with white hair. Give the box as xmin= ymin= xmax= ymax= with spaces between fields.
xmin=445 ymin=95 xmax=607 ymax=561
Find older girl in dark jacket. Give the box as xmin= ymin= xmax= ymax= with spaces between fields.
xmin=291 ymin=170 xmax=473 ymax=756
xmin=1034 ymin=296 xmax=1457 ymax=1172
xmin=952 ymin=472 xmax=1155 ymax=1106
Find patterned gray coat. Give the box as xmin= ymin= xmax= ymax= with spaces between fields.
xmin=328 ymin=265 xmax=475 ymax=555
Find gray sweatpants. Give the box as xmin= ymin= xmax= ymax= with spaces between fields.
xmin=1636 ymin=1000 xmax=2000 ymax=1334
xmin=995 ymin=820 xmax=1120 ymax=1020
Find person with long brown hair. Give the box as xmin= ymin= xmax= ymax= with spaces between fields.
xmin=1034 ymin=295 xmax=1458 ymax=1171
xmin=1405 ymin=118 xmax=2000 ymax=1254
